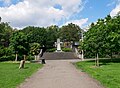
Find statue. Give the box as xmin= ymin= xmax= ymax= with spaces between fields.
xmin=55 ymin=38 xmax=62 ymax=52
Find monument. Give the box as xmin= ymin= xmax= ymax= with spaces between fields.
xmin=55 ymin=38 xmax=62 ymax=52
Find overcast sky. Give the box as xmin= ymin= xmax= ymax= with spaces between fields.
xmin=0 ymin=0 xmax=120 ymax=29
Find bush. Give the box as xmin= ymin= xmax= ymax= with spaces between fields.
xmin=14 ymin=55 xmax=34 ymax=61
xmin=27 ymin=55 xmax=34 ymax=61
xmin=62 ymin=48 xmax=72 ymax=52
xmin=0 ymin=47 xmax=12 ymax=56
xmin=0 ymin=55 xmax=15 ymax=61
xmin=46 ymin=48 xmax=56 ymax=52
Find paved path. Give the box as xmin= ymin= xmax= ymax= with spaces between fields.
xmin=18 ymin=60 xmax=103 ymax=88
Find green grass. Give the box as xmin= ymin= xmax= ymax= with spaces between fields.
xmin=75 ymin=59 xmax=120 ymax=88
xmin=0 ymin=62 xmax=43 ymax=88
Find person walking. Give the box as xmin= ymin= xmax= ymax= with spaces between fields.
xmin=39 ymin=45 xmax=46 ymax=64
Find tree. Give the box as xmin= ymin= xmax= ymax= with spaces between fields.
xmin=22 ymin=25 xmax=59 ymax=49
xmin=30 ymin=43 xmax=40 ymax=55
xmin=22 ymin=26 xmax=47 ymax=46
xmin=59 ymin=23 xmax=81 ymax=42
xmin=46 ymin=25 xmax=58 ymax=48
xmin=10 ymin=31 xmax=29 ymax=61
xmin=29 ymin=43 xmax=40 ymax=60
xmin=82 ymin=14 xmax=120 ymax=60
xmin=0 ymin=22 xmax=13 ymax=47
xmin=0 ymin=22 xmax=14 ymax=61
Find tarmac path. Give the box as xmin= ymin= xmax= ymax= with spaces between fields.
xmin=18 ymin=60 xmax=103 ymax=88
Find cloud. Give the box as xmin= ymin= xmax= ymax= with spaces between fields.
xmin=110 ymin=0 xmax=120 ymax=16
xmin=65 ymin=18 xmax=88 ymax=28
xmin=110 ymin=4 xmax=120 ymax=16
xmin=0 ymin=0 xmax=85 ymax=28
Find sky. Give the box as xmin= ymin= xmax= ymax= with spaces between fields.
xmin=0 ymin=0 xmax=120 ymax=29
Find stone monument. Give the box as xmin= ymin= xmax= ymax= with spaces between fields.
xmin=55 ymin=38 xmax=62 ymax=52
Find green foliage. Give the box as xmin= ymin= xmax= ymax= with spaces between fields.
xmin=82 ymin=15 xmax=120 ymax=58
xmin=29 ymin=43 xmax=40 ymax=55
xmin=0 ymin=63 xmax=43 ymax=88
xmin=0 ymin=22 xmax=14 ymax=61
xmin=76 ymin=59 xmax=120 ymax=88
xmin=0 ymin=46 xmax=14 ymax=61
xmin=0 ymin=22 xmax=13 ymax=47
xmin=0 ymin=47 xmax=12 ymax=56
xmin=59 ymin=23 xmax=81 ymax=42
xmin=22 ymin=25 xmax=59 ymax=51
xmin=27 ymin=55 xmax=34 ymax=61
xmin=22 ymin=26 xmax=47 ymax=46
xmin=10 ymin=31 xmax=30 ymax=56
xmin=46 ymin=25 xmax=58 ymax=48
xmin=62 ymin=48 xmax=72 ymax=52
xmin=0 ymin=55 xmax=15 ymax=61
xmin=46 ymin=48 xmax=56 ymax=52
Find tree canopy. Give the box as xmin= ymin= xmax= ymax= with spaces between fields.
xmin=82 ymin=15 xmax=120 ymax=58
xmin=10 ymin=31 xmax=30 ymax=55
xmin=59 ymin=23 xmax=82 ymax=42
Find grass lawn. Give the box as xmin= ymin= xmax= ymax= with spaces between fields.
xmin=0 ymin=62 xmax=43 ymax=88
xmin=75 ymin=59 xmax=120 ymax=88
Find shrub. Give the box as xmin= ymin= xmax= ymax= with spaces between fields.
xmin=62 ymin=48 xmax=72 ymax=52
xmin=0 ymin=47 xmax=12 ymax=56
xmin=46 ymin=48 xmax=56 ymax=52
xmin=0 ymin=55 xmax=15 ymax=61
xmin=27 ymin=55 xmax=34 ymax=61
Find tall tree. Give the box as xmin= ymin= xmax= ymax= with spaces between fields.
xmin=0 ymin=22 xmax=13 ymax=47
xmin=46 ymin=25 xmax=59 ymax=48
xmin=10 ymin=31 xmax=29 ymax=60
xmin=59 ymin=23 xmax=81 ymax=42
xmin=82 ymin=14 xmax=120 ymax=59
xmin=22 ymin=26 xmax=47 ymax=46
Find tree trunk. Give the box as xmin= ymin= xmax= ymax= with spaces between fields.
xmin=95 ymin=54 xmax=97 ymax=66
xmin=95 ymin=53 xmax=99 ymax=67
xmin=110 ymin=52 xmax=113 ymax=61
xmin=96 ymin=53 xmax=99 ymax=67
xmin=15 ymin=53 xmax=18 ymax=61
xmin=23 ymin=55 xmax=26 ymax=61
xmin=81 ymin=50 xmax=84 ymax=61
xmin=35 ymin=55 xmax=37 ymax=60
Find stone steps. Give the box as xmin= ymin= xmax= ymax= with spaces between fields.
xmin=43 ymin=52 xmax=80 ymax=60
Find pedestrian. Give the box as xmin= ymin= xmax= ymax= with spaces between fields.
xmin=39 ymin=45 xmax=46 ymax=64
